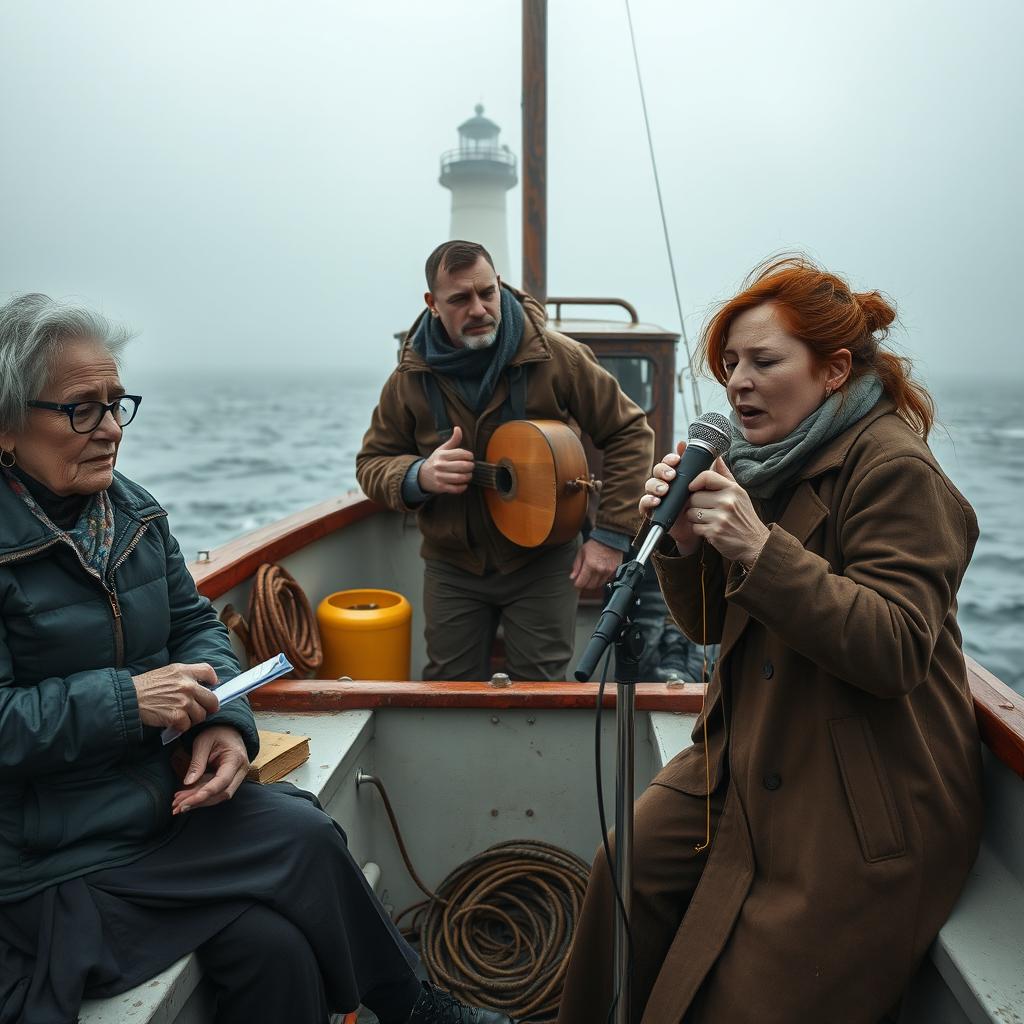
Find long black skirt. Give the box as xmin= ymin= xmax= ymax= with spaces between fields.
xmin=0 ymin=782 xmax=421 ymax=1024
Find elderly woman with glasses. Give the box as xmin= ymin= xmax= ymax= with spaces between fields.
xmin=0 ymin=294 xmax=511 ymax=1024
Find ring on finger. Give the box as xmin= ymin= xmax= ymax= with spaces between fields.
xmin=696 ymin=510 xmax=704 ymax=521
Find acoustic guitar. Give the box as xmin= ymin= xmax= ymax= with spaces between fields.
xmin=471 ymin=419 xmax=600 ymax=548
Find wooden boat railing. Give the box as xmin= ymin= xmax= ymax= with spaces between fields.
xmin=965 ymin=656 xmax=1024 ymax=780
xmin=189 ymin=492 xmax=1024 ymax=783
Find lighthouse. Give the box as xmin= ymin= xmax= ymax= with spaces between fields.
xmin=439 ymin=104 xmax=518 ymax=280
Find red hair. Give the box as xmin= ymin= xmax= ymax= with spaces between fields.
xmin=700 ymin=255 xmax=934 ymax=438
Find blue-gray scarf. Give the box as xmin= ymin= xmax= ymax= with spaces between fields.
xmin=728 ymin=372 xmax=884 ymax=499
xmin=412 ymin=287 xmax=525 ymax=412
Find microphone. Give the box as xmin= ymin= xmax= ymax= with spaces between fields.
xmin=573 ymin=411 xmax=732 ymax=682
xmin=647 ymin=412 xmax=732 ymax=534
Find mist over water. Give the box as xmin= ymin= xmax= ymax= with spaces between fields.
xmin=116 ymin=367 xmax=382 ymax=554
xmin=115 ymin=368 xmax=1022 ymax=693
xmin=928 ymin=376 xmax=1022 ymax=693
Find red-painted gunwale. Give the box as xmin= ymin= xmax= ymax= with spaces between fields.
xmin=192 ymin=492 xmax=381 ymax=599
xmin=967 ymin=656 xmax=1024 ymax=781
xmin=247 ymin=678 xmax=706 ymax=713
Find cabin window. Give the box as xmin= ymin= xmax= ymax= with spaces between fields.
xmin=598 ymin=356 xmax=655 ymax=412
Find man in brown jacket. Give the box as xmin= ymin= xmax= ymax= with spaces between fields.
xmin=356 ymin=240 xmax=654 ymax=681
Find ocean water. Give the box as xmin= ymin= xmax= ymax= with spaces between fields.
xmin=927 ymin=376 xmax=1022 ymax=694
xmin=116 ymin=369 xmax=1022 ymax=693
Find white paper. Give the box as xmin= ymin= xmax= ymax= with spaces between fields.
xmin=160 ymin=653 xmax=294 ymax=745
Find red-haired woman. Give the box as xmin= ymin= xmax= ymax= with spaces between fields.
xmin=556 ymin=257 xmax=983 ymax=1024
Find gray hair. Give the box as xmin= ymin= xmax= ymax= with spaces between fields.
xmin=0 ymin=293 xmax=134 ymax=434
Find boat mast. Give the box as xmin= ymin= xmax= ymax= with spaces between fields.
xmin=522 ymin=0 xmax=547 ymax=302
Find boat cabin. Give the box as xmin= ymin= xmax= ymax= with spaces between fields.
xmin=545 ymin=295 xmax=679 ymax=460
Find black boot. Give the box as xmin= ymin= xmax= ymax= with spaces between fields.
xmin=406 ymin=980 xmax=514 ymax=1024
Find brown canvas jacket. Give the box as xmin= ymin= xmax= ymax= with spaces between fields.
xmin=356 ymin=287 xmax=655 ymax=574
xmin=642 ymin=400 xmax=983 ymax=1023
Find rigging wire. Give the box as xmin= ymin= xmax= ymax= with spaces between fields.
xmin=624 ymin=0 xmax=703 ymax=419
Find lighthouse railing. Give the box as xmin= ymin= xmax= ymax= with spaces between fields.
xmin=440 ymin=147 xmax=517 ymax=173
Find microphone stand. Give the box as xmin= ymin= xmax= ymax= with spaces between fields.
xmin=575 ymin=524 xmax=665 ymax=1024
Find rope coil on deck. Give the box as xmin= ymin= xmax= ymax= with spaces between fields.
xmin=404 ymin=840 xmax=591 ymax=1023
xmin=221 ymin=563 xmax=322 ymax=677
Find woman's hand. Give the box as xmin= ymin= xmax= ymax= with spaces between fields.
xmin=687 ymin=458 xmax=771 ymax=568
xmin=172 ymin=726 xmax=250 ymax=815
xmin=132 ymin=662 xmax=220 ymax=733
xmin=639 ymin=444 xmax=701 ymax=555
xmin=640 ymin=445 xmax=771 ymax=567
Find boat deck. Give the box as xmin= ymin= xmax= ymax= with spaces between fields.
xmin=80 ymin=702 xmax=696 ymax=1024
xmin=82 ymin=493 xmax=1024 ymax=1024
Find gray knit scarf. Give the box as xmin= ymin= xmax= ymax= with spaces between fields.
xmin=728 ymin=372 xmax=884 ymax=499
xmin=412 ymin=287 xmax=525 ymax=412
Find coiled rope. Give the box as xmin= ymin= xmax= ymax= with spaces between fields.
xmin=222 ymin=563 xmax=322 ymax=677
xmin=362 ymin=767 xmax=589 ymax=1023
xmin=414 ymin=840 xmax=590 ymax=1022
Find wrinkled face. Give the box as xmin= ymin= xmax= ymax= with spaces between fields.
xmin=426 ymin=256 xmax=502 ymax=350
xmin=1 ymin=337 xmax=124 ymax=495
xmin=724 ymin=304 xmax=833 ymax=445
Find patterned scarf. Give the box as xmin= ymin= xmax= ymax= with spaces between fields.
xmin=728 ymin=372 xmax=885 ymax=499
xmin=4 ymin=471 xmax=116 ymax=578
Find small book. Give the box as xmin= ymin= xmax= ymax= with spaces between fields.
xmin=161 ymin=653 xmax=295 ymax=745
xmin=246 ymin=729 xmax=311 ymax=784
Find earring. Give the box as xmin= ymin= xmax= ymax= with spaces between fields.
xmin=824 ymin=382 xmax=835 ymax=399
xmin=0 ymin=448 xmax=15 ymax=469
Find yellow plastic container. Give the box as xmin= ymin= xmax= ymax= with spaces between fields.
xmin=316 ymin=588 xmax=412 ymax=681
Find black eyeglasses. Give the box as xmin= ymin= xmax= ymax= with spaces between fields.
xmin=27 ymin=395 xmax=143 ymax=434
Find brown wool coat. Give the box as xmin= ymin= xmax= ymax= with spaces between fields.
xmin=646 ymin=400 xmax=983 ymax=1023
xmin=356 ymin=287 xmax=655 ymax=574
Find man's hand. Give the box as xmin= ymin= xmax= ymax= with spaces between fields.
xmin=570 ymin=539 xmax=624 ymax=592
xmin=172 ymin=726 xmax=250 ymax=816
xmin=418 ymin=425 xmax=475 ymax=495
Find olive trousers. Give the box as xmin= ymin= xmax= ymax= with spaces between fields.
xmin=421 ymin=541 xmax=580 ymax=681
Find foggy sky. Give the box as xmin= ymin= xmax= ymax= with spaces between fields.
xmin=2 ymin=0 xmax=1021 ymax=392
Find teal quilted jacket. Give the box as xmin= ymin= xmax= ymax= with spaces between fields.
xmin=0 ymin=471 xmax=258 ymax=901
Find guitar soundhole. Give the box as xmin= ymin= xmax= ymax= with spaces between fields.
xmin=495 ymin=465 xmax=514 ymax=496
